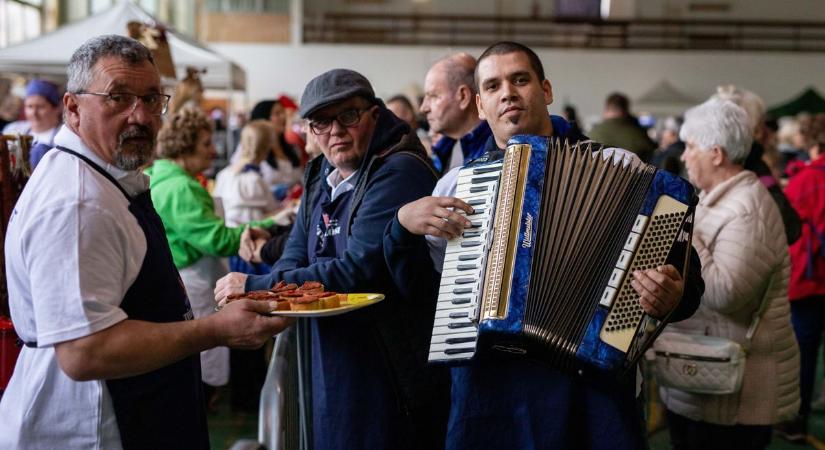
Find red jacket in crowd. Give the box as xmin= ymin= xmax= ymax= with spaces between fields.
xmin=785 ymin=155 xmax=825 ymax=301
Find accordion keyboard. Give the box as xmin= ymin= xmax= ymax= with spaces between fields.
xmin=428 ymin=162 xmax=503 ymax=363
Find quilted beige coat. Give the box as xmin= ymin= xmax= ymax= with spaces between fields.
xmin=660 ymin=170 xmax=800 ymax=425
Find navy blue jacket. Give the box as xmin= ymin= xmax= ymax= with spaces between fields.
xmin=248 ymin=108 xmax=446 ymax=449
xmin=384 ymin=115 xmax=704 ymax=449
xmin=431 ymin=120 xmax=492 ymax=175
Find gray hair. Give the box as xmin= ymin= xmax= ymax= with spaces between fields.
xmin=436 ymin=53 xmax=478 ymax=95
xmin=67 ymin=35 xmax=155 ymax=93
xmin=711 ymin=84 xmax=765 ymax=134
xmin=680 ymin=97 xmax=753 ymax=164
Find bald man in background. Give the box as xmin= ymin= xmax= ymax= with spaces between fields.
xmin=420 ymin=53 xmax=492 ymax=175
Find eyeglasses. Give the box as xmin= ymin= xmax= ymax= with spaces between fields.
xmin=308 ymin=108 xmax=371 ymax=135
xmin=74 ymin=91 xmax=172 ymax=116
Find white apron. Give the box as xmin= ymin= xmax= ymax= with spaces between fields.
xmin=179 ymin=255 xmax=230 ymax=386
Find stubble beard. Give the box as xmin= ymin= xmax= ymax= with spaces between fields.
xmin=114 ymin=126 xmax=156 ymax=171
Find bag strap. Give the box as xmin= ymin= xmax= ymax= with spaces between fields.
xmin=743 ymin=277 xmax=776 ymax=351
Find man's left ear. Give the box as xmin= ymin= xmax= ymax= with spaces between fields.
xmin=543 ymin=79 xmax=553 ymax=106
xmin=371 ymin=104 xmax=380 ymax=120
xmin=476 ymin=93 xmax=486 ymax=121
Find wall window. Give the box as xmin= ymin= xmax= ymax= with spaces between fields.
xmin=205 ymin=0 xmax=289 ymax=13
xmin=0 ymin=0 xmax=43 ymax=48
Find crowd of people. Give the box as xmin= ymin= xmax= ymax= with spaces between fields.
xmin=0 ymin=32 xmax=824 ymax=450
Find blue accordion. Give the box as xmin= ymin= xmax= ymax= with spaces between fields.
xmin=428 ymin=135 xmax=696 ymax=374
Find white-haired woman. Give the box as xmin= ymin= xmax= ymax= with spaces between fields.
xmin=660 ymin=97 xmax=800 ymax=450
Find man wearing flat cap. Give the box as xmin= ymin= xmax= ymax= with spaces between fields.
xmin=215 ymin=69 xmax=446 ymax=449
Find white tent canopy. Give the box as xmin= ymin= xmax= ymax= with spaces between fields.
xmin=0 ymin=1 xmax=245 ymax=91
xmin=635 ymin=80 xmax=697 ymax=116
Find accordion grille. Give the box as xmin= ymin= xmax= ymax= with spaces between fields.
xmin=523 ymin=139 xmax=655 ymax=369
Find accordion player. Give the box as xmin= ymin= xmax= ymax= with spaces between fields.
xmin=428 ymin=135 xmax=697 ymax=375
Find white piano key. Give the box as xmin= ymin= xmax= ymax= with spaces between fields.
xmin=431 ymin=323 xmax=478 ymax=336
xmin=428 ymin=350 xmax=476 ymax=362
xmin=440 ymin=266 xmax=483 ymax=279
xmin=456 ymin=180 xmax=498 ymax=194
xmin=438 ymin=282 xmax=480 ymax=294
xmin=429 ymin=341 xmax=478 ymax=354
xmin=443 ymin=251 xmax=484 ymax=263
xmin=430 ymin=330 xmax=479 ymax=345
xmin=434 ymin=306 xmax=475 ymax=319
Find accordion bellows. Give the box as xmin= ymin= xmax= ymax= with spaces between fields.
xmin=429 ymin=135 xmax=696 ymax=375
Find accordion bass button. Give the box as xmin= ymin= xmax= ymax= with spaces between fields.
xmin=608 ymin=268 xmax=625 ymax=288
xmin=600 ymin=287 xmax=617 ymax=307
xmin=632 ymin=215 xmax=649 ymax=233
xmin=623 ymin=232 xmax=641 ymax=252
xmin=616 ymin=250 xmax=633 ymax=270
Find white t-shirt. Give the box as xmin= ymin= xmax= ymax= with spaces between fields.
xmin=2 ymin=120 xmax=59 ymax=146
xmin=212 ymin=166 xmax=278 ymax=227
xmin=229 ymin=144 xmax=303 ymax=188
xmin=0 ymin=126 xmax=148 ymax=450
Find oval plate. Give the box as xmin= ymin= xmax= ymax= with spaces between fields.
xmin=267 ymin=293 xmax=384 ymax=317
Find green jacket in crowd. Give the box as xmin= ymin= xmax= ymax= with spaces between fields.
xmin=145 ymin=159 xmax=274 ymax=269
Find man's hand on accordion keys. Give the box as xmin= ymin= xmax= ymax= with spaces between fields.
xmin=398 ymin=196 xmax=474 ymax=239
xmin=631 ymin=265 xmax=684 ymax=319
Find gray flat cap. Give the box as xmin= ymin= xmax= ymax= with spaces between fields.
xmin=299 ymin=69 xmax=377 ymax=118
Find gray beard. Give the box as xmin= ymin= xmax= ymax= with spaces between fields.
xmin=113 ymin=140 xmax=154 ymax=171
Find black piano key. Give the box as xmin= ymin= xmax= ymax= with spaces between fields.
xmin=449 ymin=311 xmax=469 ymax=319
xmin=457 ymin=264 xmax=478 ymax=270
xmin=455 ymin=277 xmax=475 ymax=284
xmin=444 ymin=347 xmax=476 ymax=355
xmin=469 ymin=186 xmax=488 ymax=193
xmin=461 ymin=240 xmax=482 ymax=248
xmin=451 ymin=297 xmax=472 ymax=305
xmin=468 ymin=207 xmax=486 ymax=216
xmin=458 ymin=254 xmax=480 ymax=261
xmin=453 ymin=287 xmax=473 ymax=294
xmin=471 ymin=175 xmax=498 ymax=184
xmin=447 ymin=321 xmax=474 ymax=329
xmin=467 ymin=198 xmax=486 ymax=206
xmin=470 ymin=221 xmax=482 ymax=228
xmin=472 ymin=166 xmax=501 ymax=174
xmin=446 ymin=336 xmax=477 ymax=344
xmin=462 ymin=230 xmax=481 ymax=238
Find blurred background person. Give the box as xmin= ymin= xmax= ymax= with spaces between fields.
xmin=213 ymin=119 xmax=281 ymax=272
xmin=279 ymin=94 xmax=307 ymax=162
xmin=145 ymin=106 xmax=275 ymax=410
xmin=660 ymin=97 xmax=799 ymax=450
xmin=651 ymin=115 xmax=686 ymax=177
xmin=234 ymin=99 xmax=304 ymax=199
xmin=420 ymin=53 xmax=490 ymax=175
xmin=758 ymin=118 xmax=784 ymax=182
xmin=587 ymin=91 xmax=656 ymax=162
xmin=713 ymin=85 xmax=801 ymax=245
xmin=386 ymin=94 xmax=417 ymax=128
xmin=775 ymin=125 xmax=825 ymax=443
xmin=387 ymin=93 xmax=433 ymax=156
xmin=2 ymin=79 xmax=62 ymax=169
xmin=562 ymin=104 xmax=584 ymax=138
